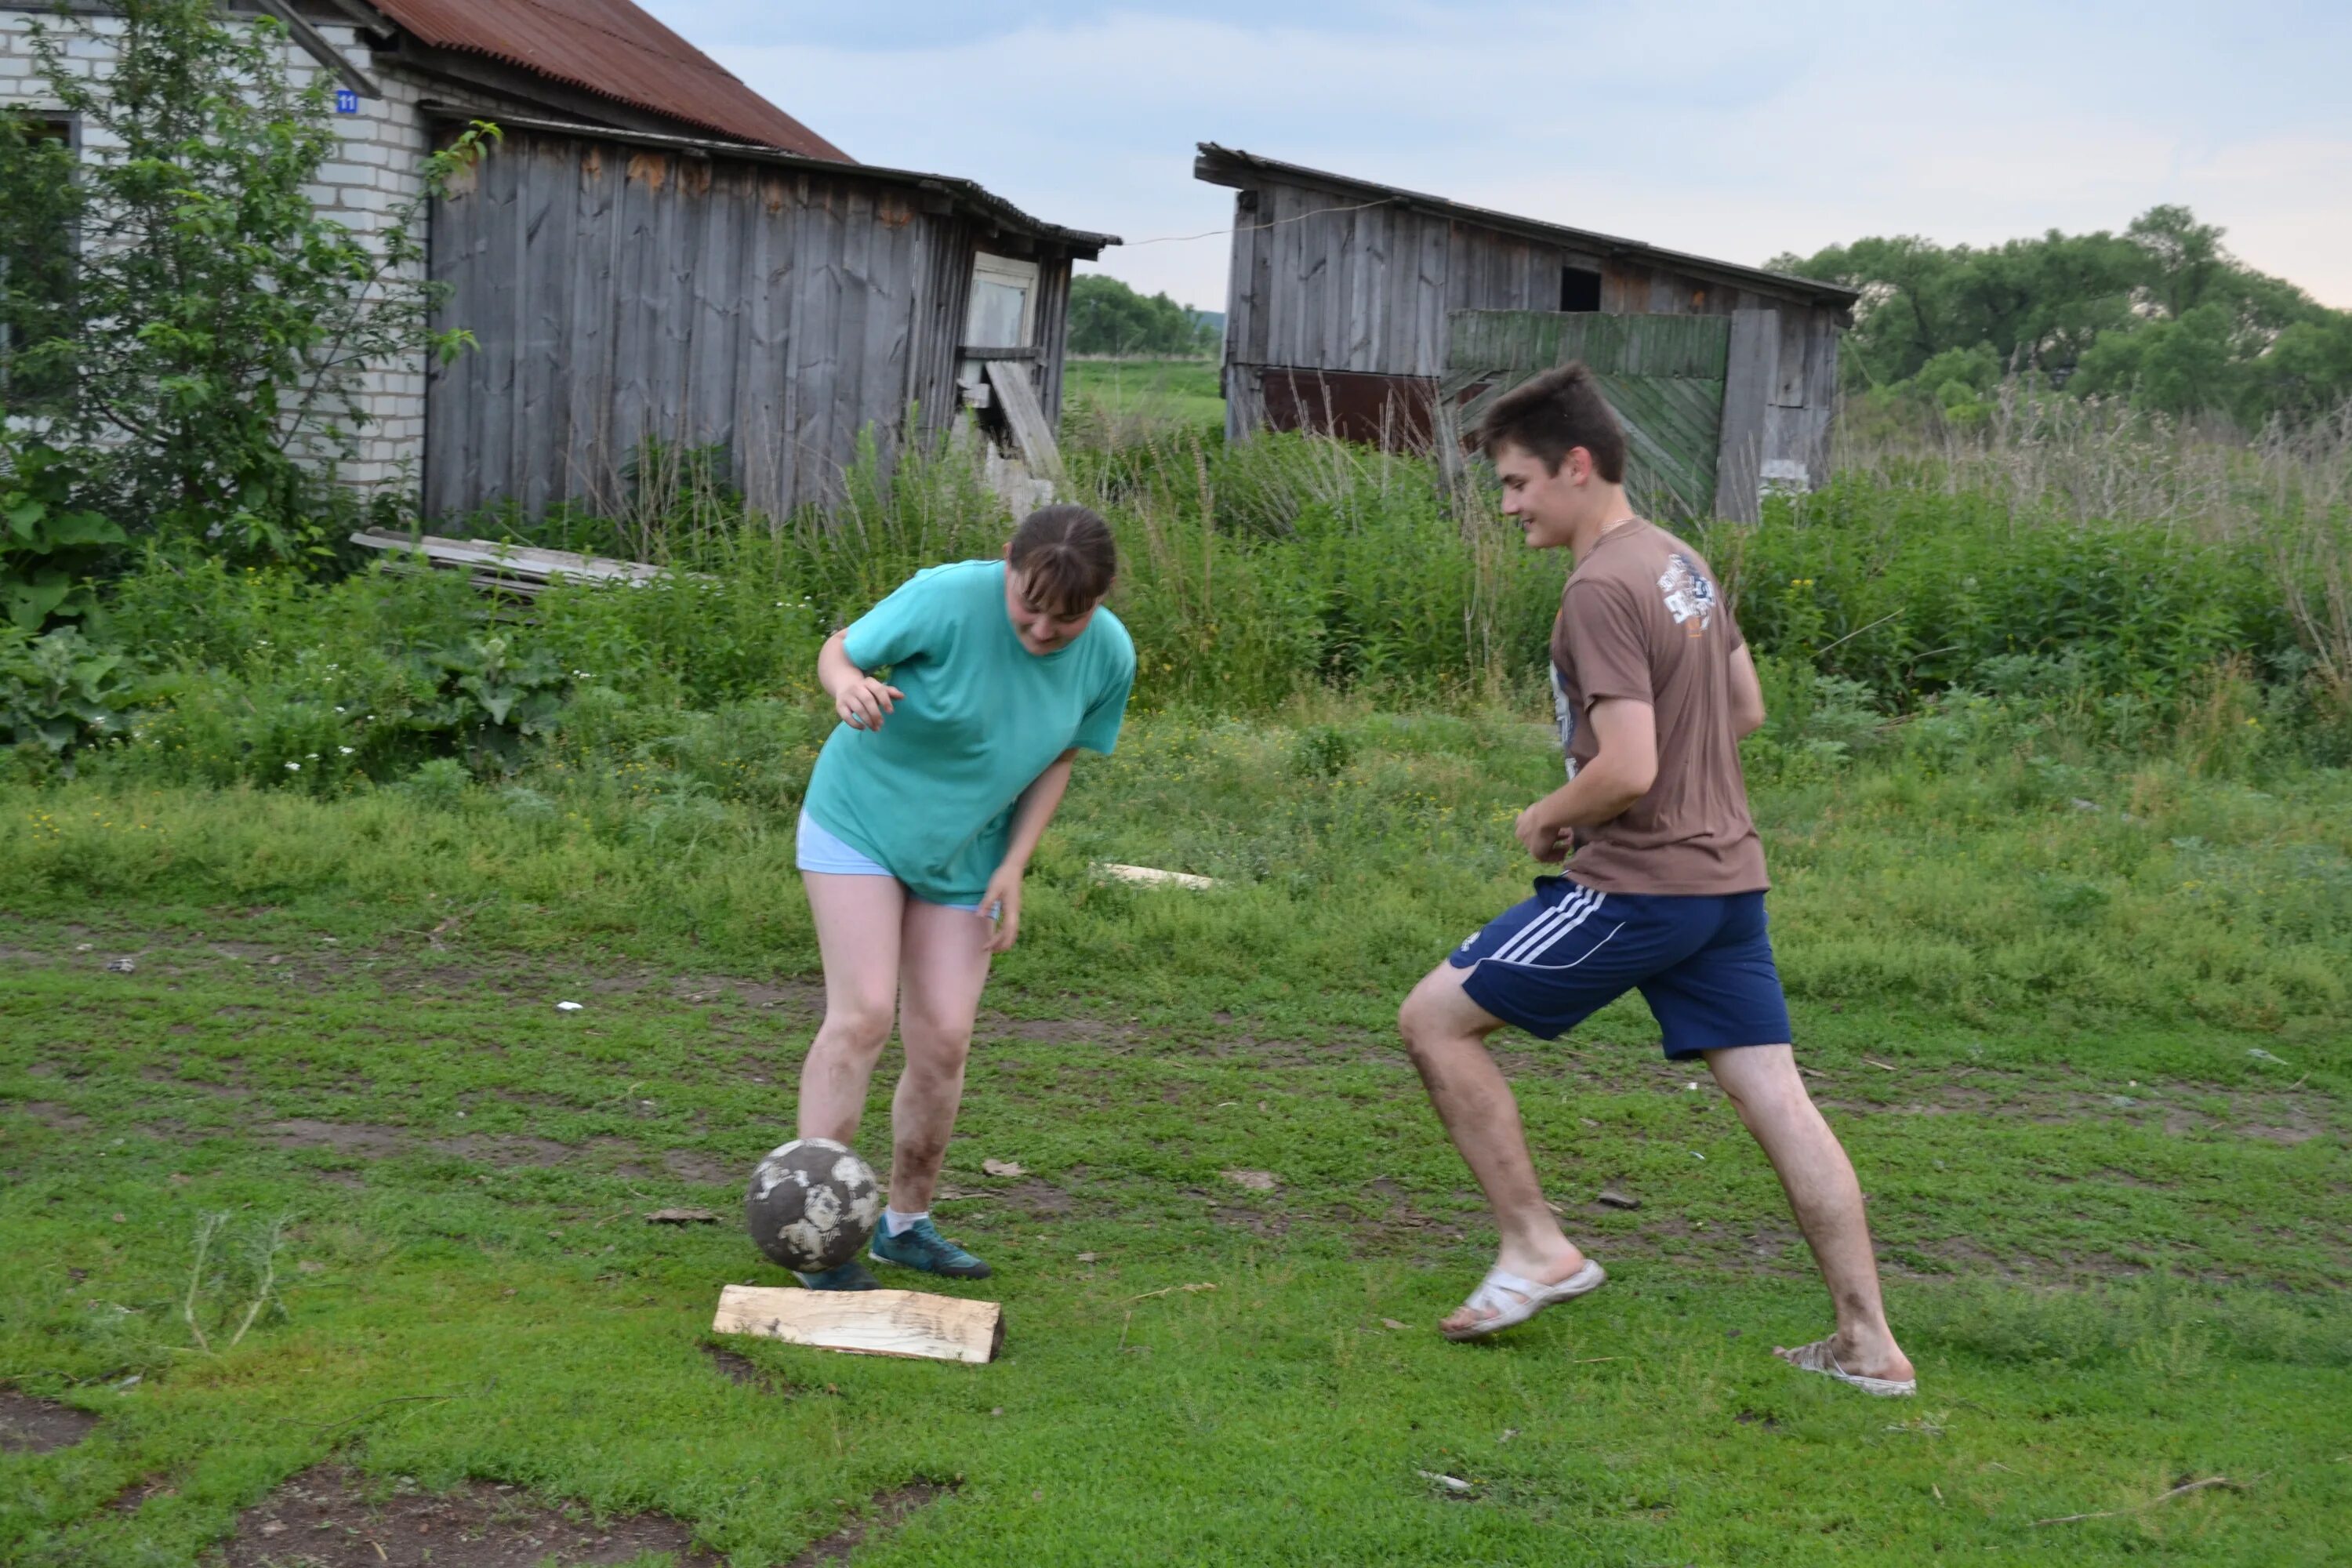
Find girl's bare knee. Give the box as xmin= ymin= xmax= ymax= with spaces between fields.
xmin=820 ymin=1000 xmax=895 ymax=1056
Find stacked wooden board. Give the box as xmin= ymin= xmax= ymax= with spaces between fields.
xmin=349 ymin=529 xmax=679 ymax=598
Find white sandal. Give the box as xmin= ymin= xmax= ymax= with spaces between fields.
xmin=1777 ymin=1336 xmax=1916 ymax=1397
xmin=1440 ymin=1258 xmax=1606 ymax=1341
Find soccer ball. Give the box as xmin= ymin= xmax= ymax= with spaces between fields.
xmin=744 ymin=1138 xmax=884 ymax=1272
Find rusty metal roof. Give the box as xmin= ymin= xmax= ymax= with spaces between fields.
xmin=1196 ymin=144 xmax=1859 ymax=308
xmin=368 ymin=0 xmax=851 ymax=160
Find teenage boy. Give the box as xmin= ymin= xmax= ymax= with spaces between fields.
xmin=1396 ymin=365 xmax=1915 ymax=1396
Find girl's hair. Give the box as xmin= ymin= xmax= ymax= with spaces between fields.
xmin=1007 ymin=504 xmax=1117 ymax=617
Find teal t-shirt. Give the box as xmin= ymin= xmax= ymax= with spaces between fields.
xmin=801 ymin=559 xmax=1135 ymax=905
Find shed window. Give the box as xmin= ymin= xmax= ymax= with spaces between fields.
xmin=966 ymin=252 xmax=1039 ymax=348
xmin=1559 ymin=267 xmax=1602 ymax=313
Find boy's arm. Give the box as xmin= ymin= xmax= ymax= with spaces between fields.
xmin=1515 ymin=699 xmax=1657 ymax=860
xmin=1728 ymin=644 xmax=1766 ymax=739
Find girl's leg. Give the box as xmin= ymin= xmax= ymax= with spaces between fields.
xmin=885 ymin=900 xmax=995 ymax=1211
xmin=795 ymin=871 xmax=906 ymax=1143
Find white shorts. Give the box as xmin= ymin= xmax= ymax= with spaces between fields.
xmin=795 ymin=811 xmax=983 ymax=913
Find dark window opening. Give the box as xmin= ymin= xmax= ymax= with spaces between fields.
xmin=1560 ymin=267 xmax=1602 ymax=313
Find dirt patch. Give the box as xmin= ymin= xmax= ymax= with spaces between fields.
xmin=108 ymin=1473 xmax=177 ymax=1513
xmin=985 ymin=1178 xmax=1073 ymax=1218
xmin=662 ymin=1148 xmax=737 ymax=1185
xmin=427 ymin=1133 xmax=576 ymax=1168
xmin=701 ymin=1344 xmax=794 ymax=1394
xmin=784 ymin=1481 xmax=951 ymax=1568
xmin=260 ymin=1119 xmax=408 ymax=1159
xmin=14 ymin=1102 xmax=93 ymax=1132
xmin=220 ymin=1463 xmax=723 ymax=1567
xmin=0 ymin=1390 xmax=98 ymax=1454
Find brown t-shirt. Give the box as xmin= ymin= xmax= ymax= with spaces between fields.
xmin=1548 ymin=520 xmax=1767 ymax=895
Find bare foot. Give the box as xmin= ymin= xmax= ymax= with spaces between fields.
xmin=1438 ymin=1243 xmax=1588 ymax=1338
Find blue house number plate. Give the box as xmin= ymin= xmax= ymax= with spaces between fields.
xmin=334 ymin=88 xmax=360 ymax=114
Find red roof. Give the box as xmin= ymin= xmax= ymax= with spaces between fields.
xmin=370 ymin=0 xmax=851 ymax=161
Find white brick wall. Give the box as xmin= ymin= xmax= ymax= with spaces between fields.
xmin=1 ymin=9 xmax=465 ymax=502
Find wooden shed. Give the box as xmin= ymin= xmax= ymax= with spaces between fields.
xmin=1195 ymin=144 xmax=1860 ymax=523
xmin=426 ymin=114 xmax=1116 ymax=522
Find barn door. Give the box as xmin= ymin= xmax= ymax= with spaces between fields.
xmin=1441 ymin=312 xmax=1730 ymax=523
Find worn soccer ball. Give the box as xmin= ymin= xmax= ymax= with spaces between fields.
xmin=744 ymin=1138 xmax=885 ymax=1273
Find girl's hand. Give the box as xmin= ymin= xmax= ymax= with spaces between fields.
xmin=980 ymin=864 xmax=1024 ymax=954
xmin=834 ymin=676 xmax=904 ymax=731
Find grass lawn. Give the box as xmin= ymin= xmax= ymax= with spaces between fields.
xmin=1062 ymin=359 xmax=1224 ymax=432
xmin=4 ymin=711 xmax=2347 ymax=1565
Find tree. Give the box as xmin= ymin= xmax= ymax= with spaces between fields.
xmin=0 ymin=0 xmax=495 ymax=560
xmin=1773 ymin=205 xmax=2352 ymax=423
xmin=1068 ymin=274 xmax=1218 ymax=358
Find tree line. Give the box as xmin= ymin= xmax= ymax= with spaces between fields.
xmin=1066 ymin=275 xmax=1220 ymax=358
xmin=1772 ymin=207 xmax=2352 ymax=426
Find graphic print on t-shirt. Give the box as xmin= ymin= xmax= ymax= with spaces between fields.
xmin=1657 ymin=553 xmax=1717 ymax=635
xmin=1550 ymin=663 xmax=1578 ymax=780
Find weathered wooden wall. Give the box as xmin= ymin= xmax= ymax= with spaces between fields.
xmin=1218 ymin=169 xmax=1847 ymax=517
xmin=426 ymin=127 xmax=1077 ymax=522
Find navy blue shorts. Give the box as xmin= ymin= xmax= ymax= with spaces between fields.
xmin=1448 ymin=877 xmax=1791 ymax=1059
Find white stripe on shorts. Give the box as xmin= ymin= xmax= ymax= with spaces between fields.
xmin=1492 ymin=886 xmax=1602 ymax=967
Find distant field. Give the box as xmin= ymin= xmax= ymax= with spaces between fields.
xmin=1063 ymin=357 xmax=1224 ymax=429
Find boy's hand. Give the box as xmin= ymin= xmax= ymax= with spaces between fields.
xmin=981 ymin=865 xmax=1023 ymax=953
xmin=1515 ymin=801 xmax=1571 ymax=862
xmin=833 ymin=676 xmax=904 ymax=731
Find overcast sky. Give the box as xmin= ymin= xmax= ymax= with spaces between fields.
xmin=641 ymin=2 xmax=2352 ymax=311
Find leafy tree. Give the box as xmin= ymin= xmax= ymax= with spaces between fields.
xmin=0 ymin=0 xmax=496 ymax=561
xmin=1069 ymin=274 xmax=1218 ymax=358
xmin=1773 ymin=205 xmax=2352 ymax=424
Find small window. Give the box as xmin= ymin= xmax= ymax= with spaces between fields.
xmin=1559 ymin=267 xmax=1602 ymax=313
xmin=965 ymin=252 xmax=1039 ymax=349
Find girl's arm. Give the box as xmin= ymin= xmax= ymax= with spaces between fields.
xmin=818 ymin=629 xmax=905 ymax=730
xmin=978 ymin=748 xmax=1079 ymax=954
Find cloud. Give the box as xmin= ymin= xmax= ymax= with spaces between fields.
xmin=646 ymin=2 xmax=2352 ymax=308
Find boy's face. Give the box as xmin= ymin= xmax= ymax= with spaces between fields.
xmin=1493 ymin=441 xmax=1595 ymax=550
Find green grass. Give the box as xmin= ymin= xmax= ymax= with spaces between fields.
xmin=3 ymin=712 xmax=2347 ymax=1564
xmin=1062 ymin=358 xmax=1225 ymax=430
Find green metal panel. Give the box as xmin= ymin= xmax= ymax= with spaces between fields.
xmin=1443 ymin=310 xmax=1730 ymax=521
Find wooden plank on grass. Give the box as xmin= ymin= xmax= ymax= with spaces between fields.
xmin=712 ymin=1285 xmax=1004 ymax=1364
xmin=983 ymin=358 xmax=1063 ymax=479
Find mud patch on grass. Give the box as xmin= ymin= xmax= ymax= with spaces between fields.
xmin=260 ymin=1119 xmax=407 ymax=1159
xmin=0 ymin=1390 xmax=97 ymax=1454
xmin=701 ymin=1343 xmax=794 ymax=1393
xmin=107 ymin=1473 xmax=176 ymax=1513
xmin=220 ymin=1463 xmax=722 ymax=1567
xmin=662 ymin=1147 xmax=736 ymax=1185
xmin=785 ymin=1480 xmax=952 ymax=1567
xmin=990 ymin=1178 xmax=1074 ymax=1218
xmin=16 ymin=1102 xmax=93 ymax=1132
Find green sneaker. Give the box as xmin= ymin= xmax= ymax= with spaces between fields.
xmin=869 ymin=1217 xmax=992 ymax=1279
xmin=795 ymin=1260 xmax=881 ymax=1291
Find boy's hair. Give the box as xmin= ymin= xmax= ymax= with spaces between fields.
xmin=1475 ymin=363 xmax=1628 ymax=483
xmin=1008 ymin=504 xmax=1117 ymax=616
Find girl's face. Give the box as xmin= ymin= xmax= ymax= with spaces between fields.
xmin=1004 ymin=566 xmax=1102 ymax=655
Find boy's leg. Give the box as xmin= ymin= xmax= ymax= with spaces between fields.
xmin=1399 ymin=963 xmax=1587 ymax=1332
xmin=885 ymin=899 xmax=994 ymax=1214
xmin=795 ymin=871 xmax=906 ymax=1143
xmin=1701 ymin=1044 xmax=1913 ymax=1383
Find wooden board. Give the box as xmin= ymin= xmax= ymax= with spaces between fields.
xmin=983 ymin=358 xmax=1063 ymax=479
xmin=1441 ymin=310 xmax=1731 ymax=522
xmin=712 ymin=1285 xmax=1004 ymax=1364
